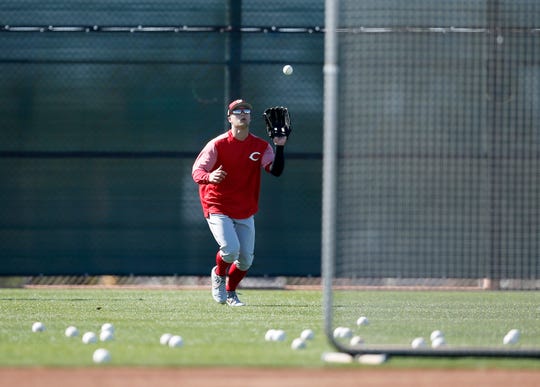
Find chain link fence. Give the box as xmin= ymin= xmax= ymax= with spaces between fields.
xmin=1 ymin=1 xmax=324 ymax=278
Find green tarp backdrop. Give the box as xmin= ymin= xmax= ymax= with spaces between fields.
xmin=1 ymin=1 xmax=538 ymax=280
xmin=0 ymin=1 xmax=324 ymax=276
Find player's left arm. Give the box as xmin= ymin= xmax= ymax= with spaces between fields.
xmin=263 ymin=106 xmax=291 ymax=177
xmin=262 ymin=142 xmax=285 ymax=177
xmin=269 ymin=144 xmax=285 ymax=176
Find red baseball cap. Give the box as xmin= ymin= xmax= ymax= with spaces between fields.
xmin=227 ymin=99 xmax=252 ymax=115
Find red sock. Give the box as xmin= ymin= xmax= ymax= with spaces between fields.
xmin=215 ymin=251 xmax=230 ymax=277
xmin=226 ymin=264 xmax=247 ymax=291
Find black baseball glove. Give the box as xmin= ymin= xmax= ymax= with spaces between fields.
xmin=263 ymin=106 xmax=292 ymax=139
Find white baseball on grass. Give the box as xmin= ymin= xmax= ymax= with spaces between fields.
xmin=430 ymin=330 xmax=444 ymax=342
xmin=32 ymin=322 xmax=45 ymax=332
xmin=431 ymin=336 xmax=446 ymax=348
xmin=168 ymin=335 xmax=183 ymax=348
xmin=82 ymin=331 xmax=98 ymax=344
xmin=291 ymin=338 xmax=306 ymax=350
xmin=341 ymin=327 xmax=353 ymax=339
xmin=92 ymin=348 xmax=111 ymax=364
xmin=65 ymin=326 xmax=79 ymax=337
xmin=503 ymin=329 xmax=520 ymax=345
xmin=264 ymin=329 xmax=286 ymax=342
xmin=101 ymin=323 xmax=114 ymax=333
xmin=100 ymin=330 xmax=114 ymax=342
xmin=282 ymin=64 xmax=293 ymax=75
xmin=273 ymin=330 xmax=286 ymax=342
xmin=300 ymin=329 xmax=315 ymax=341
xmin=333 ymin=327 xmax=353 ymax=339
xmin=411 ymin=337 xmax=427 ymax=349
xmin=356 ymin=316 xmax=369 ymax=326
xmin=264 ymin=329 xmax=276 ymax=342
xmin=160 ymin=333 xmax=173 ymax=345
xmin=350 ymin=335 xmax=365 ymax=346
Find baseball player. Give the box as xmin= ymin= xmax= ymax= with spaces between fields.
xmin=192 ymin=99 xmax=291 ymax=306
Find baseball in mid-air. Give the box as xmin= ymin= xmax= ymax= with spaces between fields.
xmin=282 ymin=65 xmax=294 ymax=75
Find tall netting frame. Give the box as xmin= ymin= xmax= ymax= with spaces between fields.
xmin=322 ymin=0 xmax=540 ymax=359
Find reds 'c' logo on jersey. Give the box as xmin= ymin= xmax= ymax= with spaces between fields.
xmin=249 ymin=152 xmax=261 ymax=161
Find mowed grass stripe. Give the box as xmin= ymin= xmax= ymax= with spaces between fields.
xmin=0 ymin=288 xmax=539 ymax=368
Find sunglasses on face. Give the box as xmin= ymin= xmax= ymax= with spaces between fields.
xmin=231 ymin=109 xmax=251 ymax=115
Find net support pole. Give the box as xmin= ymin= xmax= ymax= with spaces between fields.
xmin=322 ymin=0 xmax=339 ymax=342
xmin=486 ymin=0 xmax=503 ymax=289
xmin=224 ymin=0 xmax=242 ymax=129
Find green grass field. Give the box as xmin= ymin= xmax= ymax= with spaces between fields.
xmin=0 ymin=288 xmax=539 ymax=369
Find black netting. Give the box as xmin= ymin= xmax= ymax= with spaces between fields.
xmin=334 ymin=0 xmax=539 ymax=282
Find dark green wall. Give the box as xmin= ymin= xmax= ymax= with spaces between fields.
xmin=2 ymin=1 xmax=538 ymax=280
xmin=0 ymin=1 xmax=324 ymax=276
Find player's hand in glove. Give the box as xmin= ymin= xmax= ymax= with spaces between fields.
xmin=263 ymin=107 xmax=289 ymax=175
xmin=263 ymin=106 xmax=292 ymax=142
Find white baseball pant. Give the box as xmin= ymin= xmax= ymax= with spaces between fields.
xmin=206 ymin=213 xmax=255 ymax=271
